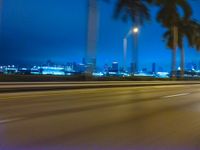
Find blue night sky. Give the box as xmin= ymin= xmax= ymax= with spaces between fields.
xmin=0 ymin=0 xmax=200 ymax=71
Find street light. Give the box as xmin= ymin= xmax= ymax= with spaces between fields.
xmin=123 ymin=37 xmax=127 ymax=72
xmin=132 ymin=26 xmax=139 ymax=74
xmin=123 ymin=26 xmax=139 ymax=73
xmin=133 ymin=27 xmax=139 ymax=34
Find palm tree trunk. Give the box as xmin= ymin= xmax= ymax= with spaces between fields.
xmin=172 ymin=26 xmax=178 ymax=78
xmin=180 ymin=42 xmax=185 ymax=78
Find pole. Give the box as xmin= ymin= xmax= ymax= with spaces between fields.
xmin=123 ymin=37 xmax=127 ymax=72
xmin=86 ymin=0 xmax=98 ymax=73
xmin=0 ymin=0 xmax=3 ymax=57
xmin=135 ymin=32 xmax=138 ymax=73
xmin=132 ymin=31 xmax=138 ymax=74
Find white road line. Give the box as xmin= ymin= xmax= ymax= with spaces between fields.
xmin=163 ymin=93 xmax=190 ymax=98
xmin=0 ymin=118 xmax=22 ymax=124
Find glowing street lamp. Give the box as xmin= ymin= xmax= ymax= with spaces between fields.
xmin=133 ymin=27 xmax=139 ymax=34
xmin=123 ymin=26 xmax=139 ymax=73
xmin=132 ymin=26 xmax=139 ymax=74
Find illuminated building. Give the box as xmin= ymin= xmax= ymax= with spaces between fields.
xmin=156 ymin=72 xmax=169 ymax=78
xmin=92 ymin=72 xmax=104 ymax=77
xmin=111 ymin=62 xmax=119 ymax=73
xmin=0 ymin=66 xmax=3 ymax=74
xmin=18 ymin=67 xmax=31 ymax=75
xmin=65 ymin=63 xmax=74 ymax=72
xmin=76 ymin=63 xmax=86 ymax=73
xmin=105 ymin=62 xmax=119 ymax=76
xmin=31 ymin=66 xmax=43 ymax=75
xmin=3 ymin=65 xmax=18 ymax=74
xmin=41 ymin=66 xmax=65 ymax=76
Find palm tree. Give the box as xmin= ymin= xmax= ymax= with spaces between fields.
xmin=154 ymin=0 xmax=192 ymax=78
xmin=163 ymin=19 xmax=198 ymax=78
xmin=114 ymin=0 xmax=192 ymax=77
xmin=196 ymin=35 xmax=200 ymax=50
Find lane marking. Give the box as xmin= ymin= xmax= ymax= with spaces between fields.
xmin=163 ymin=93 xmax=190 ymax=98
xmin=0 ymin=118 xmax=23 ymax=124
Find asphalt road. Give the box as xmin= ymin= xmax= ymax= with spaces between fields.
xmin=1 ymin=82 xmax=200 ymax=149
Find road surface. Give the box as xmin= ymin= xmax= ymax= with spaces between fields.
xmin=1 ymin=82 xmax=200 ymax=149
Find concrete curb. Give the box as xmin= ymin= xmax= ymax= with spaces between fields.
xmin=0 ymin=82 xmax=200 ymax=93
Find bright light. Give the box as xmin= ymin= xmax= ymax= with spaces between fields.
xmin=92 ymin=72 xmax=104 ymax=77
xmin=133 ymin=27 xmax=139 ymax=33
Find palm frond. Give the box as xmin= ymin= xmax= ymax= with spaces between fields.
xmin=114 ymin=0 xmax=150 ymax=24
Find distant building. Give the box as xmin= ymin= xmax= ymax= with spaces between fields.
xmin=104 ymin=64 xmax=109 ymax=73
xmin=152 ymin=63 xmax=156 ymax=74
xmin=130 ymin=62 xmax=137 ymax=74
xmin=3 ymin=65 xmax=18 ymax=74
xmin=65 ymin=63 xmax=74 ymax=72
xmin=85 ymin=58 xmax=96 ymax=73
xmin=119 ymin=67 xmax=124 ymax=73
xmin=111 ymin=62 xmax=119 ymax=73
xmin=192 ymin=63 xmax=197 ymax=70
xmin=76 ymin=63 xmax=86 ymax=73
xmin=72 ymin=62 xmax=86 ymax=73
xmin=0 ymin=66 xmax=3 ymax=74
xmin=82 ymin=58 xmax=86 ymax=65
xmin=156 ymin=72 xmax=169 ymax=78
xmin=18 ymin=67 xmax=31 ymax=75
xmin=42 ymin=66 xmax=65 ymax=76
xmin=31 ymin=66 xmax=43 ymax=75
xmin=142 ymin=68 xmax=147 ymax=73
xmin=104 ymin=62 xmax=119 ymax=76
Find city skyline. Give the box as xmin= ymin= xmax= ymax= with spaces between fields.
xmin=0 ymin=0 xmax=200 ymax=71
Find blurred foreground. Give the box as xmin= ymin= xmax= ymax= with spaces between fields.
xmin=1 ymin=82 xmax=200 ymax=149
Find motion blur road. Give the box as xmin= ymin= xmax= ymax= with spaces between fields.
xmin=1 ymin=82 xmax=200 ymax=150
